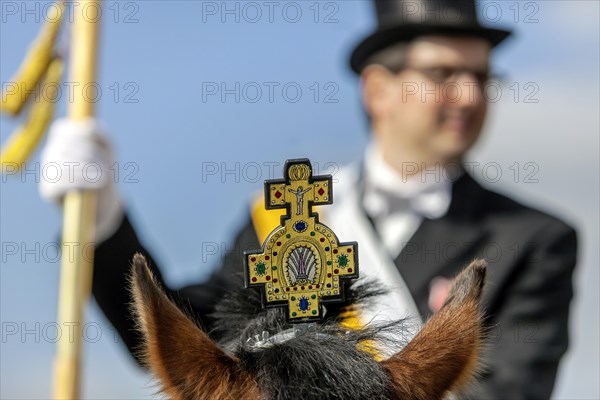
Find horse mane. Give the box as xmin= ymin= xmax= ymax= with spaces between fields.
xmin=208 ymin=276 xmax=419 ymax=400
xmin=209 ymin=274 xmax=410 ymax=349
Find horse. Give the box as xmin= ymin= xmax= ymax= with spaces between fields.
xmin=130 ymin=253 xmax=487 ymax=400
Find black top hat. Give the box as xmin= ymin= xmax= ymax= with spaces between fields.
xmin=350 ymin=0 xmax=512 ymax=73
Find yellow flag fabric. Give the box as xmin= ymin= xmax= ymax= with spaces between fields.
xmin=1 ymin=57 xmax=63 ymax=172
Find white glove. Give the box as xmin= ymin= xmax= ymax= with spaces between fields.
xmin=40 ymin=118 xmax=124 ymax=243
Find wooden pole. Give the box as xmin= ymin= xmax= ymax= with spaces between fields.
xmin=53 ymin=1 xmax=101 ymax=398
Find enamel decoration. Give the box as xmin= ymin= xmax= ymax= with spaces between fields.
xmin=245 ymin=159 xmax=359 ymax=322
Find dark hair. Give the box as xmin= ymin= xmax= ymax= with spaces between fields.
xmin=361 ymin=42 xmax=410 ymax=74
xmin=359 ymin=42 xmax=411 ymax=128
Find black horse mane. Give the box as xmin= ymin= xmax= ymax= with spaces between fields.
xmin=208 ymin=275 xmax=417 ymax=400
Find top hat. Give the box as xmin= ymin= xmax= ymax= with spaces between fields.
xmin=350 ymin=0 xmax=512 ymax=73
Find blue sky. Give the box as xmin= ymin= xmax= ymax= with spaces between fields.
xmin=1 ymin=1 xmax=599 ymax=398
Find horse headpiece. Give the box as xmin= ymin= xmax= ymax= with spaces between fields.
xmin=245 ymin=159 xmax=358 ymax=322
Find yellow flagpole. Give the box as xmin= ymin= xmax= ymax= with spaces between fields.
xmin=53 ymin=1 xmax=101 ymax=398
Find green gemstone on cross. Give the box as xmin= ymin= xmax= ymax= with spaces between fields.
xmin=338 ymin=254 xmax=348 ymax=267
xmin=255 ymin=262 xmax=266 ymax=276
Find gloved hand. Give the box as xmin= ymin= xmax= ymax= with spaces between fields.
xmin=40 ymin=118 xmax=124 ymax=243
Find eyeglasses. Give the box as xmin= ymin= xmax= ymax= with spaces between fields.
xmin=394 ymin=64 xmax=495 ymax=87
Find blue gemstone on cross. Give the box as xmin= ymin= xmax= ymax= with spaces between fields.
xmin=298 ymin=297 xmax=310 ymax=311
xmin=294 ymin=221 xmax=307 ymax=232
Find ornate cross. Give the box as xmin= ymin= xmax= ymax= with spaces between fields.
xmin=245 ymin=159 xmax=358 ymax=322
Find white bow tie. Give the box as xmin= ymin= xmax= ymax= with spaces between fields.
xmin=364 ymin=181 xmax=452 ymax=220
xmin=360 ymin=140 xmax=455 ymax=256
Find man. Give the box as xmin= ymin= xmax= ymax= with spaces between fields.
xmin=40 ymin=0 xmax=577 ymax=398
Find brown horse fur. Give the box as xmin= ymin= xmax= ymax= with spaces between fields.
xmin=130 ymin=253 xmax=487 ymax=400
xmin=382 ymin=259 xmax=487 ymax=399
xmin=130 ymin=255 xmax=260 ymax=399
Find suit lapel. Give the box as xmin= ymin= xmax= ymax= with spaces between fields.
xmin=325 ymin=164 xmax=422 ymax=325
xmin=394 ymin=172 xmax=489 ymax=316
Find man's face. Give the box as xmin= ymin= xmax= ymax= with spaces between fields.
xmin=362 ymin=35 xmax=491 ymax=169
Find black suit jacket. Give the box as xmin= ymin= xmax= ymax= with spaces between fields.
xmin=93 ymin=172 xmax=577 ymax=399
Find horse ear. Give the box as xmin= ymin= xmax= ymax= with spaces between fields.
xmin=381 ymin=259 xmax=487 ymax=400
xmin=130 ymin=253 xmax=259 ymax=400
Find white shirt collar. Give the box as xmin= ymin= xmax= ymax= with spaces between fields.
xmin=362 ymin=140 xmax=454 ymax=220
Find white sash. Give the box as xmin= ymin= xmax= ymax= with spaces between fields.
xmin=321 ymin=164 xmax=422 ymax=347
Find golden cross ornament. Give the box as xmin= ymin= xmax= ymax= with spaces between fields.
xmin=245 ymin=159 xmax=358 ymax=322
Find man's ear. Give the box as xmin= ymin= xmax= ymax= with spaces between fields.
xmin=361 ymin=64 xmax=395 ymax=120
xmin=130 ymin=253 xmax=259 ymax=400
xmin=381 ymin=259 xmax=487 ymax=400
